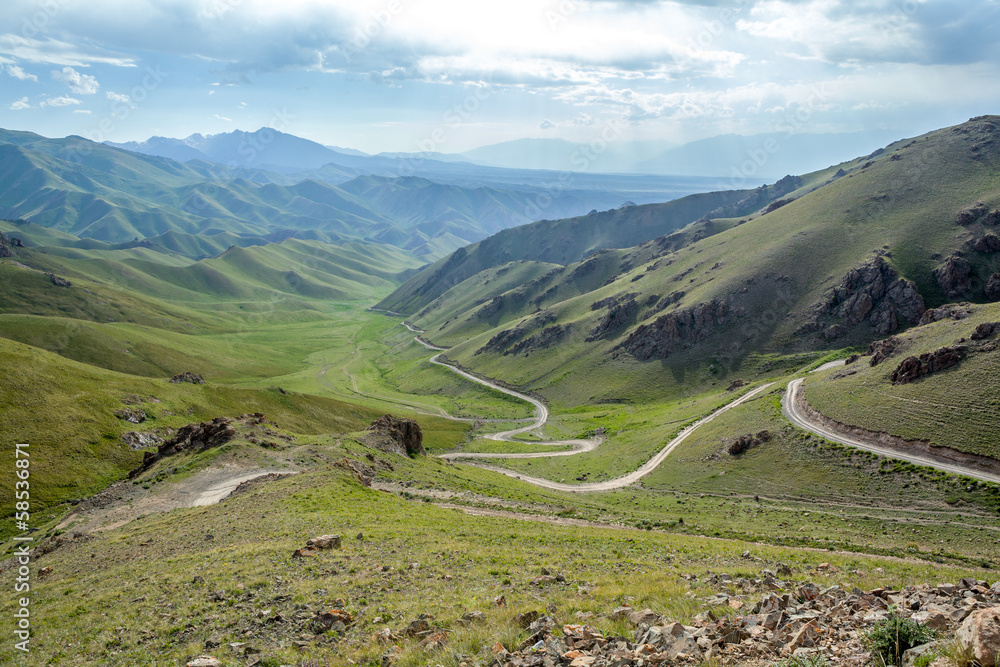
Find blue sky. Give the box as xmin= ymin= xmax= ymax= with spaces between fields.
xmin=1 ymin=0 xmax=999 ymax=153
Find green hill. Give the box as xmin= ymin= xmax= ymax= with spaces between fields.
xmin=394 ymin=117 xmax=1000 ymax=413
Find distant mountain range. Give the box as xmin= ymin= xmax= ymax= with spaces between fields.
xmin=0 ymin=128 xmax=718 ymax=256
xmin=110 ymin=127 xmax=903 ymax=179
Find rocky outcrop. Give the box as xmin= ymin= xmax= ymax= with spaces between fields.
xmin=973 ymin=234 xmax=1000 ymax=253
xmin=129 ymin=417 xmax=237 ymax=477
xmin=120 ymin=431 xmax=164 ymax=451
xmin=0 ymin=232 xmax=24 ymax=257
xmin=46 ymin=272 xmax=71 ymax=287
xmin=365 ymin=415 xmax=424 ymax=457
xmin=934 ymin=256 xmax=973 ymax=298
xmin=971 ymin=322 xmax=1000 ymax=340
xmin=586 ymin=297 xmax=638 ymax=341
xmin=728 ymin=431 xmax=771 ymax=456
xmin=986 ymin=273 xmax=1000 ymax=301
xmin=889 ymin=346 xmax=963 ymax=384
xmin=619 ymin=299 xmax=730 ymax=361
xmin=957 ymin=202 xmax=1000 ymax=226
xmin=800 ymin=256 xmax=924 ymax=340
xmin=867 ymin=336 xmax=901 ymax=366
xmin=114 ymin=408 xmax=147 ymax=424
xmin=505 ymin=324 xmax=570 ymax=356
xmin=476 ymin=327 xmax=526 ymax=355
xmin=919 ymin=303 xmax=972 ymax=325
xmin=170 ymin=371 xmax=205 ymax=384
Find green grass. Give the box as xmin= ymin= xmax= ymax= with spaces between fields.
xmin=1 ymin=454 xmax=994 ymax=667
xmin=805 ymin=302 xmax=1000 ymax=459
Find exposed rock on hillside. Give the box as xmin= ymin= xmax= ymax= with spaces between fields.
xmin=973 ymin=234 xmax=1000 ymax=253
xmin=365 ymin=415 xmax=424 ymax=457
xmin=506 ymin=324 xmax=570 ymax=356
xmin=934 ymin=256 xmax=973 ymax=298
xmin=867 ymin=336 xmax=901 ymax=366
xmin=986 ymin=273 xmax=1000 ymax=301
xmin=476 ymin=327 xmax=526 ymax=355
xmin=46 ymin=272 xmax=71 ymax=287
xmin=728 ymin=431 xmax=771 ymax=456
xmin=799 ymin=256 xmax=924 ymax=339
xmin=919 ymin=303 xmax=972 ymax=324
xmin=129 ymin=417 xmax=237 ymax=477
xmin=0 ymin=232 xmax=24 ymax=257
xmin=890 ymin=346 xmax=964 ymax=384
xmin=586 ymin=297 xmax=638 ymax=341
xmin=971 ymin=322 xmax=999 ymax=340
xmin=619 ymin=299 xmax=731 ymax=361
xmin=957 ymin=202 xmax=1000 ymax=226
xmin=121 ymin=431 xmax=164 ymax=451
xmin=170 ymin=371 xmax=205 ymax=384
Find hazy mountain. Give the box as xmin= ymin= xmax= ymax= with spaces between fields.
xmin=461 ymin=138 xmax=677 ymax=172
xmin=633 ymin=130 xmax=902 ymax=178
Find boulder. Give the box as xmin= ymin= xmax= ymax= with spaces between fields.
xmin=971 ymin=322 xmax=999 ymax=340
xmin=956 ymin=608 xmax=1000 ymax=666
xmin=170 ymin=371 xmax=205 ymax=384
xmin=973 ymin=234 xmax=1000 ymax=253
xmin=934 ymin=256 xmax=973 ymax=298
xmin=306 ymin=534 xmax=341 ymax=550
xmin=185 ymin=658 xmax=220 ymax=667
xmin=46 ymin=272 xmax=71 ymax=287
xmin=986 ymin=273 xmax=1000 ymax=301
xmin=890 ymin=347 xmax=963 ymax=384
xmin=120 ymin=431 xmax=164 ymax=451
xmin=365 ymin=415 xmax=425 ymax=457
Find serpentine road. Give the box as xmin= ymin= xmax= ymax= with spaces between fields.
xmin=783 ymin=378 xmax=1000 ymax=484
xmin=403 ymin=322 xmax=775 ymax=492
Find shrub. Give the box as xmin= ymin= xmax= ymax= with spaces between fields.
xmin=862 ymin=611 xmax=936 ymax=666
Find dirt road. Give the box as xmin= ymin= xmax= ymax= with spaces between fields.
xmin=783 ymin=378 xmax=1000 ymax=484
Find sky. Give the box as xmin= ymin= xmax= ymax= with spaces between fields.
xmin=1 ymin=0 xmax=999 ymax=154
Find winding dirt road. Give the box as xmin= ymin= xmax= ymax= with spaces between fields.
xmin=782 ymin=378 xmax=1000 ymax=484
xmin=406 ymin=322 xmax=776 ymax=491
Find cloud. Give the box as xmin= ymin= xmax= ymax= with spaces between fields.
xmin=72 ymin=109 xmax=92 ymax=114
xmin=106 ymin=91 xmax=131 ymax=103
xmin=9 ymin=96 xmax=30 ymax=110
xmin=51 ymin=66 xmax=99 ymax=94
xmin=42 ymin=96 xmax=82 ymax=107
xmin=5 ymin=64 xmax=37 ymax=81
xmin=539 ymin=119 xmax=555 ymax=129
xmin=0 ymin=34 xmax=134 ymax=67
xmin=213 ymin=114 xmax=232 ymax=122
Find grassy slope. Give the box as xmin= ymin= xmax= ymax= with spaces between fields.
xmin=804 ymin=302 xmax=1000 ymax=459
xmin=404 ymin=118 xmax=1000 ymax=413
xmin=0 ymin=443 xmax=994 ymax=666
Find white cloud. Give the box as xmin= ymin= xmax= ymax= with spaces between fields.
xmin=42 ymin=96 xmax=82 ymax=107
xmin=5 ymin=64 xmax=37 ymax=81
xmin=106 ymin=91 xmax=131 ymax=103
xmin=72 ymin=109 xmax=92 ymax=114
xmin=51 ymin=66 xmax=99 ymax=94
xmin=0 ymin=34 xmax=134 ymax=68
xmin=213 ymin=114 xmax=232 ymax=122
xmin=9 ymin=96 xmax=30 ymax=110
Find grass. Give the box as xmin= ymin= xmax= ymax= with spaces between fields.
xmin=804 ymin=301 xmax=1000 ymax=459
xmin=1 ymin=450 xmax=994 ymax=667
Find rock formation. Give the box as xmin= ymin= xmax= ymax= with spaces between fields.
xmin=934 ymin=256 xmax=973 ymax=298
xmin=986 ymin=273 xmax=1000 ymax=301
xmin=800 ymin=256 xmax=924 ymax=339
xmin=129 ymin=417 xmax=237 ymax=477
xmin=365 ymin=415 xmax=425 ymax=457
xmin=619 ymin=299 xmax=730 ymax=361
xmin=890 ymin=346 xmax=963 ymax=384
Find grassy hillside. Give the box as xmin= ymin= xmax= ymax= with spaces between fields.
xmin=399 ymin=117 xmax=1000 ymax=412
xmin=804 ymin=301 xmax=1000 ymax=459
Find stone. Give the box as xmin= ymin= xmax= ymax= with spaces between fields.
xmin=120 ymin=431 xmax=163 ymax=451
xmin=46 ymin=272 xmax=71 ymax=287
xmin=911 ymin=610 xmax=949 ymax=631
xmin=934 ymin=256 xmax=973 ymax=298
xmin=306 ymin=534 xmax=341 ymax=550
xmin=365 ymin=414 xmax=425 ymax=457
xmin=129 ymin=417 xmax=236 ymax=478
xmin=956 ymin=608 xmax=1000 ymax=665
xmin=890 ymin=347 xmax=963 ymax=384
xmin=986 ymin=273 xmax=1000 ymax=301
xmin=185 ymin=658 xmax=220 ymax=667
xmin=170 ymin=371 xmax=205 ymax=384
